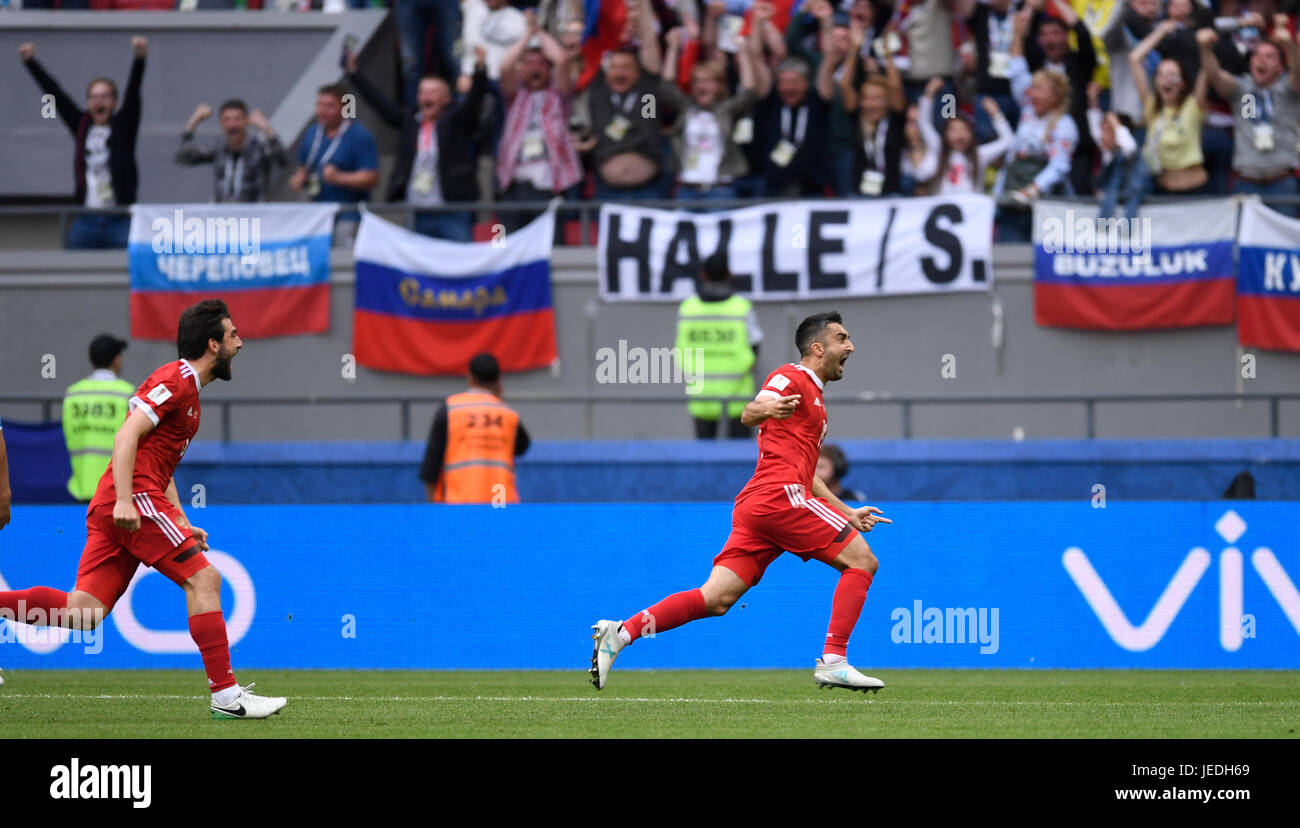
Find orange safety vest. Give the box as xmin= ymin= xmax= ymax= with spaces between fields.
xmin=434 ymin=390 xmax=521 ymax=504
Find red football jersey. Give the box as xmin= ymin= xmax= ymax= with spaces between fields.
xmin=735 ymin=363 xmax=829 ymax=505
xmin=90 ymin=359 xmax=202 ymax=505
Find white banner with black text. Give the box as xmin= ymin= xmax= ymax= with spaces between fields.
xmin=597 ymin=196 xmax=995 ymax=302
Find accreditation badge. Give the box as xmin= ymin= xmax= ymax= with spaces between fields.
xmin=307 ymin=173 xmax=322 ymax=198
xmin=989 ymin=52 xmax=1010 ymax=79
xmin=521 ymin=131 xmax=546 ymax=161
xmin=732 ymin=117 xmax=754 ymax=145
xmin=859 ymin=169 xmax=885 ymax=196
xmin=605 ymin=115 xmax=632 ymax=142
xmin=1253 ymin=123 xmax=1274 ymax=152
xmin=96 ymin=178 xmax=115 ymax=205
xmin=411 ymin=169 xmax=435 ymax=195
xmin=769 ymin=139 xmax=797 ymax=168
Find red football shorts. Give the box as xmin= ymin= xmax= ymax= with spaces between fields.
xmin=713 ymin=488 xmax=859 ymax=587
xmin=76 ymin=491 xmax=211 ymax=610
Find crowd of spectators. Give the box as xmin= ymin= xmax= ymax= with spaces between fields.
xmin=14 ymin=0 xmax=1300 ymax=249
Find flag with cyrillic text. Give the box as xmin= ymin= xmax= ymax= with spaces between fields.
xmin=1032 ymin=200 xmax=1236 ymax=330
xmin=128 ymin=203 xmax=336 ymax=340
xmin=1238 ymin=199 xmax=1300 ymax=352
xmin=351 ymin=210 xmax=558 ymax=375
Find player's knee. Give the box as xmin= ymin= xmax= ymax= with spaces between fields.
xmin=65 ymin=594 xmax=108 ymax=630
xmin=703 ymin=591 xmax=738 ymax=616
xmin=840 ymin=540 xmax=878 ymax=575
xmin=185 ymin=565 xmax=222 ymax=599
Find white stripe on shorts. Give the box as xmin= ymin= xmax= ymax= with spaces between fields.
xmin=807 ymin=499 xmax=848 ymax=530
xmin=133 ymin=492 xmax=184 ymax=546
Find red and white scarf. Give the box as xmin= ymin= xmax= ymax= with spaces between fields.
xmin=497 ymin=86 xmax=583 ymax=193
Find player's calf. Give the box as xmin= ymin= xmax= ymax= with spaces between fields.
xmin=0 ymin=587 xmax=108 ymax=631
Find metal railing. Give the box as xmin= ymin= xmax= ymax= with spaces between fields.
xmin=2 ymin=193 xmax=1298 ymax=248
xmin=4 ymin=391 xmax=1297 ymax=441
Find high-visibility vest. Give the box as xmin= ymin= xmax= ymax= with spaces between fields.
xmin=435 ymin=391 xmax=521 ymax=504
xmin=675 ymin=294 xmax=755 ymax=421
xmin=63 ymin=375 xmax=135 ymax=501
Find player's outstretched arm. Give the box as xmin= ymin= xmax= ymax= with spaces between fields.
xmin=813 ymin=473 xmax=892 ymax=531
xmin=740 ymin=392 xmax=800 ymax=426
xmin=165 ymin=477 xmax=208 ymax=550
xmin=111 ymin=408 xmax=155 ymax=532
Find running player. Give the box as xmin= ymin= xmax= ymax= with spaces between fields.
xmin=0 ymin=299 xmax=286 ymax=719
xmin=591 ymin=312 xmax=891 ymax=692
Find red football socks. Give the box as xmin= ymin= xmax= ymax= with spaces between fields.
xmin=0 ymin=587 xmax=69 ymax=624
xmin=188 ymin=610 xmax=238 ymax=693
xmin=824 ymin=568 xmax=873 ymax=657
xmin=622 ymin=588 xmax=707 ymax=642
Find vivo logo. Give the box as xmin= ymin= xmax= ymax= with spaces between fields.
xmin=1064 ymin=511 xmax=1300 ymax=652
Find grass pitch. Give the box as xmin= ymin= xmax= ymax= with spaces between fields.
xmin=0 ymin=669 xmax=1296 ymax=738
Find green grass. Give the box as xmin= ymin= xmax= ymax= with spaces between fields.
xmin=1 ymin=670 xmax=1297 ymax=738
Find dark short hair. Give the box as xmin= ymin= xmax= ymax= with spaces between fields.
xmin=317 ymin=84 xmax=347 ymax=101
xmin=1252 ymin=40 xmax=1287 ymax=67
xmin=219 ymin=98 xmax=248 ymax=115
xmin=795 ymin=311 xmax=843 ymax=356
xmin=1038 ymin=16 xmax=1069 ymax=33
xmin=176 ymin=299 xmax=231 ymax=361
xmin=820 ymin=443 xmax=849 ymax=480
xmin=89 ymin=333 xmax=128 ymax=369
xmin=86 ymin=77 xmax=118 ymax=100
xmin=469 ymin=353 xmax=501 ymax=385
xmin=701 ymin=252 xmax=729 ymax=283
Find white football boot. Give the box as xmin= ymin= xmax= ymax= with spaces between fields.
xmin=814 ymin=659 xmax=885 ymax=693
xmin=210 ymin=683 xmax=288 ymax=720
xmin=589 ymin=620 xmax=625 ymax=690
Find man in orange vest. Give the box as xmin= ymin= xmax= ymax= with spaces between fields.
xmin=420 ymin=353 xmax=531 ymax=503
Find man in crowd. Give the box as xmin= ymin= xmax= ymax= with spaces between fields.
xmin=19 ymin=36 xmax=147 ymax=249
xmin=289 ymin=84 xmax=380 ymax=246
xmin=1199 ymin=23 xmax=1300 ymax=217
xmin=346 ymin=46 xmax=490 ymax=241
xmin=750 ymin=0 xmax=839 ymax=197
xmin=176 ymin=100 xmax=289 ymax=202
xmin=496 ymin=12 xmax=582 ymax=234
xmin=572 ymin=0 xmax=672 ymax=200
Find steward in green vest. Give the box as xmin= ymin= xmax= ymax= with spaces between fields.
xmin=675 ymin=253 xmax=763 ymax=440
xmin=63 ymin=334 xmax=134 ymax=501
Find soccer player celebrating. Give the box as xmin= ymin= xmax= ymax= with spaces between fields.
xmin=0 ymin=300 xmax=286 ymax=719
xmin=591 ymin=312 xmax=891 ymax=692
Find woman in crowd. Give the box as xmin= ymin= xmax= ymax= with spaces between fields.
xmin=914 ymin=77 xmax=1015 ymax=195
xmin=995 ymin=5 xmax=1078 ymax=241
xmin=1126 ymin=17 xmax=1212 ymax=210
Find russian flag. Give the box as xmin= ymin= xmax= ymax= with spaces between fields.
xmin=1032 ymin=199 xmax=1237 ymax=330
xmin=128 ymin=203 xmax=337 ymax=340
xmin=579 ymin=0 xmax=629 ymax=91
xmin=1238 ymin=199 xmax=1300 ymax=352
xmin=352 ymin=210 xmax=558 ymax=375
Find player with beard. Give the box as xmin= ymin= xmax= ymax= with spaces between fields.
xmin=591 ymin=312 xmax=893 ymax=692
xmin=0 ymin=300 xmax=287 ymax=719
